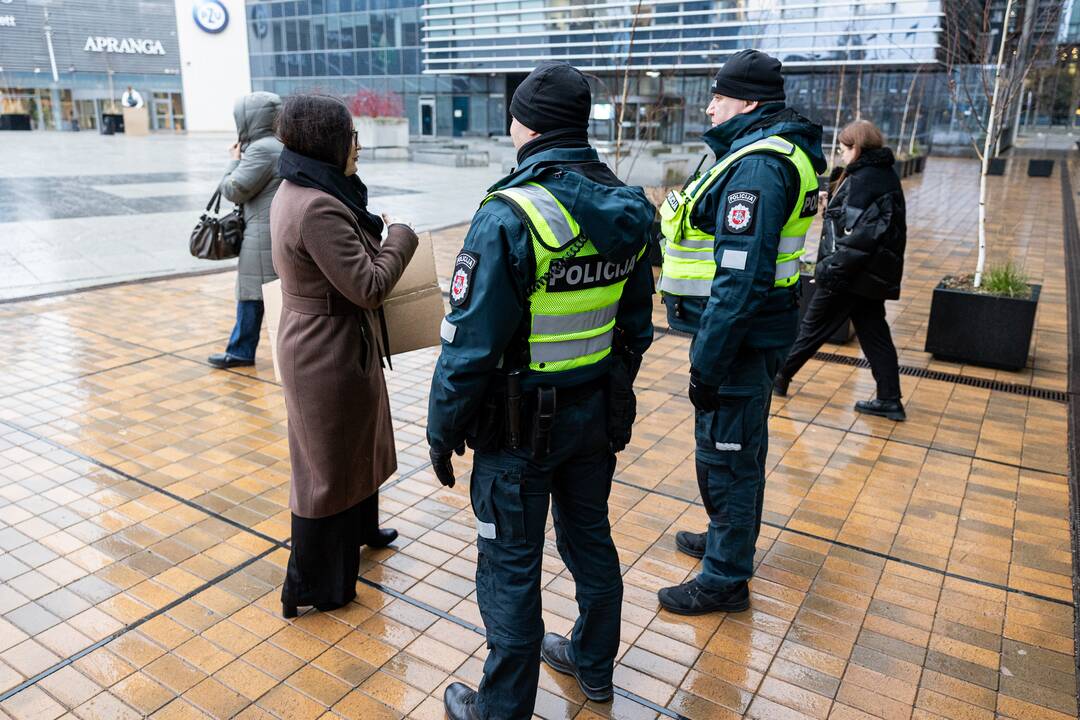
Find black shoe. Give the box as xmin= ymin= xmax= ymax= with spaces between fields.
xmin=772 ymin=374 xmax=790 ymax=397
xmin=675 ymin=530 xmax=706 ymax=559
xmin=207 ymin=353 xmax=254 ymax=369
xmin=854 ymin=398 xmax=906 ymax=421
xmin=444 ymin=682 xmax=481 ymax=720
xmin=365 ymin=528 xmax=398 ymax=549
xmin=658 ymin=579 xmax=749 ymax=616
xmin=540 ymin=633 xmax=614 ymax=703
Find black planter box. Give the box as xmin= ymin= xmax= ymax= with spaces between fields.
xmin=924 ymin=281 xmax=1040 ymax=371
xmin=914 ymin=155 xmax=926 ymax=173
xmin=1027 ymin=159 xmax=1053 ymax=177
xmin=987 ymin=158 xmax=1007 ymax=176
xmin=799 ymin=273 xmax=853 ymax=344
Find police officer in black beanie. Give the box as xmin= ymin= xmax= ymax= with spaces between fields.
xmin=429 ymin=60 xmax=655 ymax=719
xmin=656 ymin=49 xmax=827 ymax=614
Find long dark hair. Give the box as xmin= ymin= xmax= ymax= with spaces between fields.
xmin=831 ymin=119 xmax=885 ymax=195
xmin=275 ymin=94 xmax=353 ymax=170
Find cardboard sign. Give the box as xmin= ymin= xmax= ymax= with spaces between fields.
xmin=262 ymin=231 xmax=443 ymax=383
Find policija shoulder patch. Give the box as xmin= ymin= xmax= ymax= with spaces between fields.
xmin=723 ymin=190 xmax=759 ymax=234
xmin=450 ymin=251 xmax=479 ymax=308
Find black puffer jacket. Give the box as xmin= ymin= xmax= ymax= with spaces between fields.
xmin=815 ymin=147 xmax=906 ymax=300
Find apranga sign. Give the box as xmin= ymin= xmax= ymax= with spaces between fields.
xmin=83 ymin=36 xmax=166 ymax=55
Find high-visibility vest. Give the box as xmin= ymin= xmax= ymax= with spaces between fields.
xmin=484 ymin=182 xmax=642 ymax=373
xmin=658 ymin=135 xmax=819 ymax=297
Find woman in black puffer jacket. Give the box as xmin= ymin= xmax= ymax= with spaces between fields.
xmin=774 ymin=120 xmax=908 ymax=421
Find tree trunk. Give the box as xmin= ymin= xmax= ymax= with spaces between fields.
xmin=976 ymin=0 xmax=1015 ymax=289
xmin=614 ymin=0 xmax=645 ymax=176
xmin=830 ymin=65 xmax=846 ymax=163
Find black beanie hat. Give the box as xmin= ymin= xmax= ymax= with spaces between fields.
xmin=710 ymin=49 xmax=786 ymax=102
xmin=510 ymin=61 xmax=592 ymax=134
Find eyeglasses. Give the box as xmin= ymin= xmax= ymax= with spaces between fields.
xmin=351 ymin=129 xmax=358 ymax=147
xmin=834 ymin=145 xmax=851 ymax=155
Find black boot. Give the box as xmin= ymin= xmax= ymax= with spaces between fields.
xmin=365 ymin=528 xmax=398 ymax=549
xmin=658 ymin=579 xmax=749 ymax=615
xmin=854 ymin=398 xmax=906 ymax=421
xmin=772 ymin=374 xmax=790 ymax=397
xmin=675 ymin=530 xmax=706 ymax=559
xmin=540 ymin=633 xmax=613 ymax=703
xmin=444 ymin=682 xmax=482 ymax=720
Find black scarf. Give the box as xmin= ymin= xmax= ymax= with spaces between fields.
xmin=516 ymin=127 xmax=590 ymax=165
xmin=278 ymin=148 xmax=384 ymax=237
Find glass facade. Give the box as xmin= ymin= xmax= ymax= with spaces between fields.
xmin=246 ymin=0 xmax=506 ymax=136
xmin=422 ymin=0 xmax=946 ymax=73
xmin=245 ymin=0 xmax=983 ymax=145
xmin=0 ymin=0 xmax=183 ymax=132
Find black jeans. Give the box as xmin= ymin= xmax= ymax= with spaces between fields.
xmin=780 ymin=287 xmax=902 ymax=400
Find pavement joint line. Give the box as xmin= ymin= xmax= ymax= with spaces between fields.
xmin=0 ymin=352 xmax=171 ymax=401
xmin=0 ymin=286 xmax=1071 ymax=701
xmin=4 ymin=363 xmax=1067 ymax=606
xmin=610 ymin=474 xmax=1075 ymax=608
xmin=0 ymin=416 xmax=684 ymax=717
xmin=639 ymin=382 xmax=1067 ymax=478
xmin=654 ymin=324 xmax=1069 ymax=402
xmin=0 ymin=418 xmax=286 ymax=549
xmin=0 ymin=541 xmax=281 ymax=705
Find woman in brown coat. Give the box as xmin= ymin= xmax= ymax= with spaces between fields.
xmin=270 ymin=94 xmax=418 ymax=617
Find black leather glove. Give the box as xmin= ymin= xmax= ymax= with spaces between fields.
xmin=688 ymin=368 xmax=722 ymax=412
xmin=429 ymin=444 xmax=465 ymax=488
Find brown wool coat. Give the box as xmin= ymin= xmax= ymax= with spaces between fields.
xmin=270 ymin=180 xmax=418 ymax=519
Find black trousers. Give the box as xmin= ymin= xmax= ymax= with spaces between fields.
xmin=779 ymin=286 xmax=902 ymax=400
xmin=282 ymin=492 xmax=379 ymax=612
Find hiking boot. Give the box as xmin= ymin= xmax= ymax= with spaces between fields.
xmin=540 ymin=633 xmax=613 ymax=703
xmin=658 ymin=579 xmax=749 ymax=615
xmin=675 ymin=530 xmax=706 ymax=559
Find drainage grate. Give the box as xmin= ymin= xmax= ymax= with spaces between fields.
xmin=813 ymin=351 xmax=1069 ymax=402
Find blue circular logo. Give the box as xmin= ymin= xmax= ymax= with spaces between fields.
xmin=193 ymin=0 xmax=229 ymax=34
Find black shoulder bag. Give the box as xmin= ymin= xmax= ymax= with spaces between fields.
xmin=189 ymin=190 xmax=244 ymax=260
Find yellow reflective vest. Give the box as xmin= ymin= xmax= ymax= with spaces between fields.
xmin=658 ymin=135 xmax=819 ymax=297
xmin=484 ymin=182 xmax=643 ymax=373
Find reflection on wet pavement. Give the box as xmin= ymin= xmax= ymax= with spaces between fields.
xmin=0 ymin=156 xmax=1075 ymax=719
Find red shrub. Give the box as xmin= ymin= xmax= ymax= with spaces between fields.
xmin=348 ymin=88 xmax=404 ymax=118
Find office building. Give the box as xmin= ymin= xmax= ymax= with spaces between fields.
xmin=0 ymin=0 xmax=184 ymax=131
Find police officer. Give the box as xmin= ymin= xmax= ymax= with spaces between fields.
xmin=426 ymin=61 xmax=655 ymax=720
xmin=656 ymin=49 xmax=826 ymax=615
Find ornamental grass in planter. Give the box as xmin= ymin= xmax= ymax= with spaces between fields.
xmin=924 ymin=263 xmax=1040 ymax=371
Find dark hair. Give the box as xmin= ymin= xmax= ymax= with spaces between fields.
xmin=831 ymin=119 xmax=886 ymax=195
xmin=275 ymin=94 xmax=353 ymax=170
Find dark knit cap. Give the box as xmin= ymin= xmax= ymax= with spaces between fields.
xmin=510 ymin=61 xmax=592 ymax=134
xmin=710 ymin=49 xmax=786 ymax=102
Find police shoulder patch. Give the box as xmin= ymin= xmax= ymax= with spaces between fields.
xmin=723 ymin=190 xmax=759 ymax=234
xmin=450 ymin=251 xmax=479 ymax=308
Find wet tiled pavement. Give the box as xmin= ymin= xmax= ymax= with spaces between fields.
xmin=0 ymin=155 xmax=1075 ymax=719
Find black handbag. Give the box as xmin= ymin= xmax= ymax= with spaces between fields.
xmin=189 ymin=190 xmax=244 ymax=260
